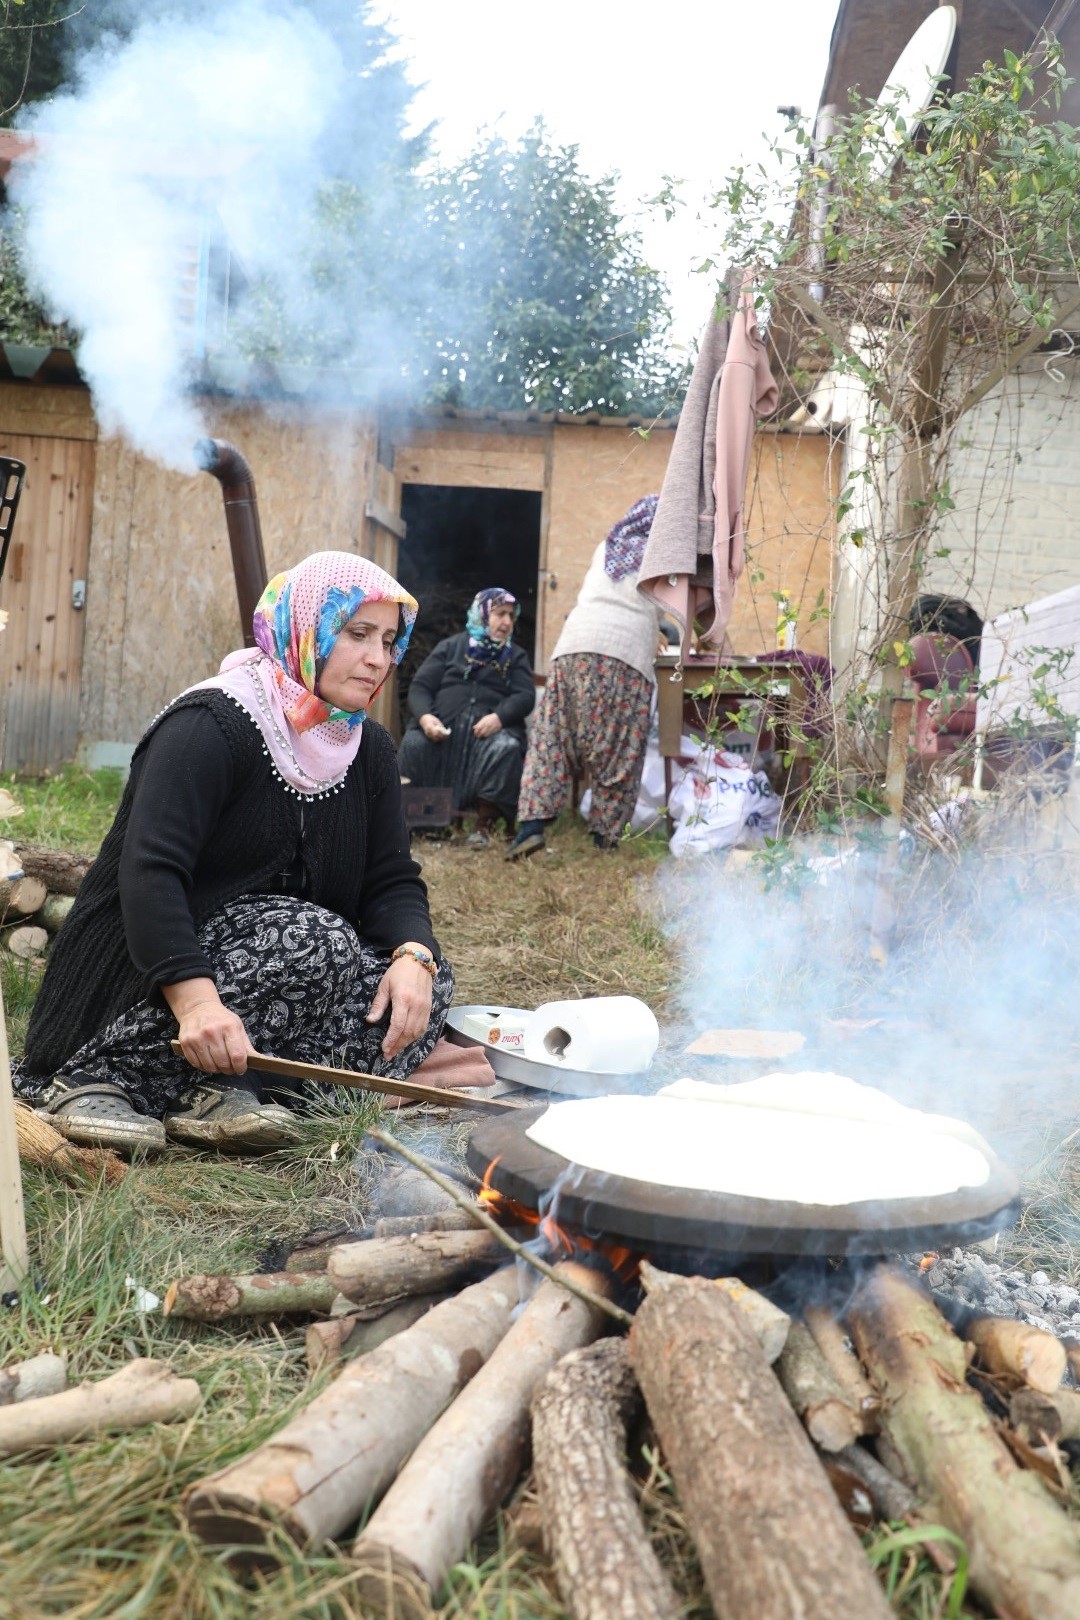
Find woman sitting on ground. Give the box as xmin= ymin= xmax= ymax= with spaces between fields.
xmin=508 ymin=496 xmax=662 ymax=859
xmin=397 ymin=587 xmax=535 ymax=847
xmin=16 ymin=551 xmax=453 ymax=1156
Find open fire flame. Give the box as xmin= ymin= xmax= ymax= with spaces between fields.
xmin=478 ymin=1156 xmax=639 ymax=1282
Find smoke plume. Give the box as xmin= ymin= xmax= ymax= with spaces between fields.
xmin=7 ymin=2 xmax=389 ymax=466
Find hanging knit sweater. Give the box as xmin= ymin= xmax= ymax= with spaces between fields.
xmin=549 ymin=542 xmax=663 ymax=683
xmin=21 ymin=689 xmax=439 ymax=1081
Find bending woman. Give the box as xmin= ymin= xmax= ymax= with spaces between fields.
xmin=397 ymin=587 xmax=535 ymax=846
xmin=508 ymin=497 xmax=662 ymax=858
xmin=16 ymin=551 xmax=453 ymax=1155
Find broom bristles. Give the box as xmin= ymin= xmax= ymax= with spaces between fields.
xmin=14 ymin=1102 xmax=126 ymax=1187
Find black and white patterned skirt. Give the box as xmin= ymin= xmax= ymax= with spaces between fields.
xmin=17 ymin=896 xmax=454 ymax=1118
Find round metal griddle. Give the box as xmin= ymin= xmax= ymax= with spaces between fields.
xmin=466 ymin=1106 xmax=1022 ymax=1259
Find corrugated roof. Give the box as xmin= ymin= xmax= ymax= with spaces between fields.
xmin=0 ymin=343 xmax=685 ymax=427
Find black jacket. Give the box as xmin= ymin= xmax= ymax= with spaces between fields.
xmin=21 ymin=690 xmax=438 ymax=1079
xmin=405 ymin=632 xmax=535 ymax=742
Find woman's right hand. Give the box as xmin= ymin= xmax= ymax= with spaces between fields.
xmin=163 ymin=978 xmax=255 ymax=1075
xmin=419 ymin=713 xmax=451 ymax=742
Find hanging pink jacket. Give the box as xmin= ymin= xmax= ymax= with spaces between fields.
xmin=638 ymin=274 xmax=778 ymax=655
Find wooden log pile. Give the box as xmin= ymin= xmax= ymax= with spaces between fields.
xmin=1 ymin=841 xmax=83 ymax=962
xmin=162 ymin=1207 xmax=1080 ymax=1620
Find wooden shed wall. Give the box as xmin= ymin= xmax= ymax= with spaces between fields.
xmin=82 ymin=403 xmax=378 ymax=744
xmin=0 ymin=385 xmax=97 ymax=773
xmin=543 ymin=422 xmax=675 ymax=666
xmin=393 ymin=427 xmax=547 ymax=494
xmin=544 ymin=422 xmax=836 ymax=663
xmin=734 ymin=431 xmax=838 ymax=657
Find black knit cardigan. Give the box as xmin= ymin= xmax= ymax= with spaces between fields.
xmin=404 ymin=632 xmax=535 ymax=743
xmin=21 ymin=690 xmax=439 ymax=1080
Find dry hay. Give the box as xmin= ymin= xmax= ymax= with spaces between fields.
xmin=415 ymin=820 xmax=674 ymax=1015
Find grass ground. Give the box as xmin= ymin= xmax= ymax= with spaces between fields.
xmin=1 ymin=772 xmax=1075 ymax=1617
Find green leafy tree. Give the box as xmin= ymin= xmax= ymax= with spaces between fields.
xmin=0 ymin=0 xmax=73 ymax=126
xmin=415 ymin=126 xmax=681 ymax=414
xmin=717 ymin=41 xmax=1080 ymax=791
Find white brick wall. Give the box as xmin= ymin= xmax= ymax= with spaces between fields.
xmin=830 ymin=357 xmax=1080 ymax=673
xmin=919 ymin=359 xmax=1080 ymax=618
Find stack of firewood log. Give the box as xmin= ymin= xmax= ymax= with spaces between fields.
xmin=0 ymin=842 xmax=87 ymax=961
xmin=162 ymin=1198 xmax=1080 ymax=1620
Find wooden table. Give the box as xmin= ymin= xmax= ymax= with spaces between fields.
xmin=654 ymin=653 xmax=809 ymax=812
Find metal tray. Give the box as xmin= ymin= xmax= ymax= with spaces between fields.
xmin=444 ymin=1005 xmax=650 ymax=1098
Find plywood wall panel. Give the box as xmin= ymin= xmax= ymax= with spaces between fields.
xmin=0 ymin=383 xmax=96 ymax=442
xmin=0 ymin=433 xmax=94 ymax=771
xmin=730 ymin=433 xmax=839 ymax=657
xmin=543 ymin=425 xmax=835 ymax=667
xmin=395 ymin=433 xmax=546 ymax=492
xmin=542 ymin=423 xmax=675 ymax=668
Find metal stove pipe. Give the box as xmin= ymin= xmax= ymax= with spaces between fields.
xmin=194 ymin=437 xmax=268 ymax=647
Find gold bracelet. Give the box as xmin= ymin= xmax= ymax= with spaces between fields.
xmin=391 ymin=945 xmax=437 ymax=978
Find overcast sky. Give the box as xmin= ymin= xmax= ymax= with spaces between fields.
xmin=372 ymin=1 xmax=840 ymax=344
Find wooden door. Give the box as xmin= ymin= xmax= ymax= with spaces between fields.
xmin=0 ymin=432 xmax=95 ymax=772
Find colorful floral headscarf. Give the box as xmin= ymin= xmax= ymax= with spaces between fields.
xmin=193 ymin=551 xmax=417 ymax=796
xmin=464 ymin=586 xmax=519 ymax=680
xmin=603 ymin=494 xmax=660 ymax=582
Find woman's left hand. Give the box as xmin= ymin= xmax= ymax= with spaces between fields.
xmin=366 ymin=949 xmax=435 ymax=1058
xmin=473 ymin=712 xmax=503 ymax=739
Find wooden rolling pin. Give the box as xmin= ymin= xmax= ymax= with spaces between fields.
xmin=169 ymin=1042 xmax=522 ymax=1115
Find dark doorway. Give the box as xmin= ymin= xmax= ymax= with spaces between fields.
xmin=396 ymin=483 xmax=542 ymax=727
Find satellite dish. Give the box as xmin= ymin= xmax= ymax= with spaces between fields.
xmin=788 ymin=8 xmax=959 ymax=427
xmin=866 ymin=5 xmax=957 ymax=180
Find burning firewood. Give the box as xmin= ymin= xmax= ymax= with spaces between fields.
xmin=1063 ymin=1337 xmax=1080 ymax=1385
xmin=1010 ymin=1385 xmax=1080 ymax=1444
xmin=848 ymin=1265 xmax=1080 ymax=1620
xmin=183 ymin=1266 xmax=520 ymax=1564
xmin=967 ymin=1314 xmax=1067 ymax=1394
xmin=0 ymin=1358 xmax=199 ymax=1457
xmin=284 ymin=1211 xmax=486 ymax=1276
xmin=371 ymin=1208 xmax=484 ymax=1238
xmin=304 ymin=1292 xmax=451 ymax=1373
xmin=352 ymin=1263 xmax=612 ymax=1616
xmin=628 ymin=1273 xmax=894 ymax=1620
xmin=833 ymin=1442 xmax=917 ymax=1522
xmin=776 ymin=1322 xmax=864 ymax=1452
xmin=326 ymin=1228 xmax=504 ymax=1308
xmin=639 ymin=1262 xmax=790 ymax=1362
xmin=163 ymin=1270 xmax=337 ymax=1322
xmin=531 ymin=1336 xmax=681 ymax=1620
xmin=803 ymin=1301 xmax=881 ymax=1431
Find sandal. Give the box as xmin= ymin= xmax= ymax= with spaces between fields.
xmin=38 ymin=1077 xmax=166 ymax=1155
xmin=164 ymin=1083 xmax=302 ymax=1150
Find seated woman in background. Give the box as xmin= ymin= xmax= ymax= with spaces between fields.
xmin=16 ymin=551 xmax=453 ymax=1156
xmin=397 ymin=587 xmax=535 ymax=847
xmin=507 ymin=496 xmax=662 ymax=860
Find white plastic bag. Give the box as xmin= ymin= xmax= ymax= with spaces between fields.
xmin=669 ymin=748 xmax=780 ymax=858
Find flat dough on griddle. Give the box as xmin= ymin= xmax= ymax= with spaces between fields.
xmin=683 ymin=1028 xmax=806 ymax=1059
xmin=526 ymin=1076 xmax=991 ymax=1207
